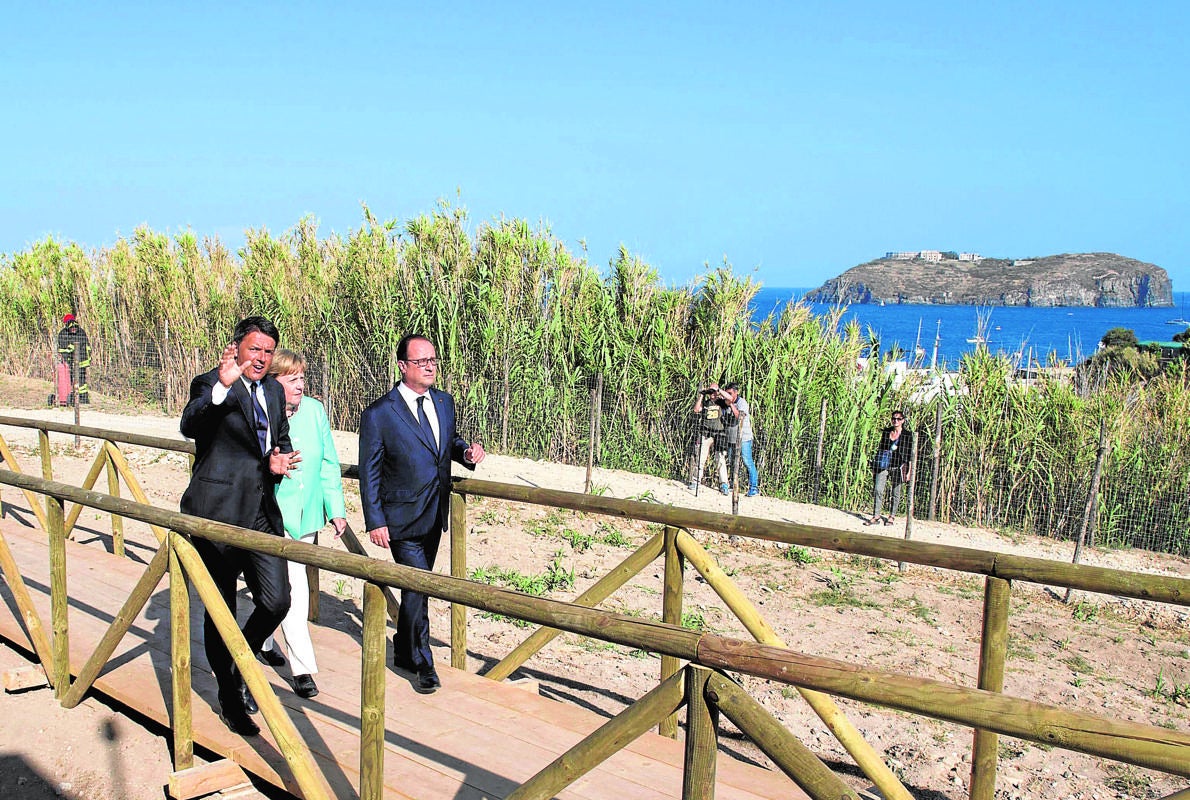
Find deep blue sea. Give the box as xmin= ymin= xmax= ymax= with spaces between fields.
xmin=751 ymin=288 xmax=1190 ymax=368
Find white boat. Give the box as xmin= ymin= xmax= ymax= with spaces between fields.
xmin=1166 ymin=298 xmax=1188 ymax=325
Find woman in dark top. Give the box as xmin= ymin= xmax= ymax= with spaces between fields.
xmin=866 ymin=410 xmax=912 ymax=526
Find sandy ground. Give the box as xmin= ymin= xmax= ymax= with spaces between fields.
xmin=1 ymin=381 xmax=1188 ymax=799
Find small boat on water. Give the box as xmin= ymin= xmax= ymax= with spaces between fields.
xmin=1166 ymin=299 xmax=1189 ymax=325
xmin=966 ymin=335 xmax=986 ymax=344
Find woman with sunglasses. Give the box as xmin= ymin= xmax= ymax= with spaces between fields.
xmin=866 ymin=410 xmax=912 ymax=526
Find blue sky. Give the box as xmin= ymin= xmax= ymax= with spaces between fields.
xmin=2 ymin=2 xmax=1187 ymax=287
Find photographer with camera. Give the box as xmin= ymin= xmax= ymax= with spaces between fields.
xmin=688 ymin=383 xmax=736 ymax=495
xmin=723 ymin=382 xmax=758 ymax=497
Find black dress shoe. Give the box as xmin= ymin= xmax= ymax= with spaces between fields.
xmin=414 ymin=669 xmax=441 ymax=694
xmin=238 ymin=677 xmax=259 ymax=715
xmin=219 ymin=699 xmax=260 ymax=736
xmin=256 ymin=647 xmax=288 ymax=669
xmin=293 ymin=674 xmax=319 ymax=698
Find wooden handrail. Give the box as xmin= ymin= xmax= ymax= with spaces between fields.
xmin=3 ymin=467 xmax=1188 ymax=780
xmin=3 ymin=415 xmax=1186 ymax=605
xmin=449 ymin=478 xmax=1190 ymax=606
xmin=5 ymin=415 xmax=1190 ymax=798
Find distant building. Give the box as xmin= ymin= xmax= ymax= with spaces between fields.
xmin=885 ymin=250 xmax=968 ymax=262
xmin=1139 ymin=341 xmax=1187 ymax=364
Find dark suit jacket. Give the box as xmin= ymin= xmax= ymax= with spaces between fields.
xmin=359 ymin=385 xmax=473 ymax=540
xmin=180 ymin=369 xmax=292 ymax=536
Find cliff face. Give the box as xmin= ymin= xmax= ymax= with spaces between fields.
xmin=804 ymin=253 xmax=1173 ymax=307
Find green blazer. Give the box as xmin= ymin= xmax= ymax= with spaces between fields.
xmin=275 ymin=397 xmax=346 ymax=539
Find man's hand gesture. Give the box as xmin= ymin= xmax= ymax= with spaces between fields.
xmin=217 ymin=342 xmax=252 ymax=388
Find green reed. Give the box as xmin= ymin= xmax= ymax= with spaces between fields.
xmin=2 ymin=205 xmax=1188 ymax=554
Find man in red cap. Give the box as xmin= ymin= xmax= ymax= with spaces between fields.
xmin=57 ymin=313 xmax=90 ymax=404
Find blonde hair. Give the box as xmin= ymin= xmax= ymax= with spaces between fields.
xmin=268 ymin=349 xmax=307 ymax=377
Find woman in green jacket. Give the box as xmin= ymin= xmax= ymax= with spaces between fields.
xmin=258 ymin=350 xmax=346 ymax=699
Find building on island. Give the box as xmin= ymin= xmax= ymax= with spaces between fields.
xmin=884 ymin=250 xmax=983 ymax=262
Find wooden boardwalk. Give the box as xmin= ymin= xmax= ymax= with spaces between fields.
xmin=0 ymin=518 xmax=805 ymax=799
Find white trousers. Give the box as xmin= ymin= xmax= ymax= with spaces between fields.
xmin=262 ymin=532 xmax=319 ymax=676
xmin=697 ymin=435 xmax=728 ymax=485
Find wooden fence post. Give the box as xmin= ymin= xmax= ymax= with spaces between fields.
xmin=1066 ymin=419 xmax=1110 ymax=603
xmin=48 ymin=494 xmax=69 ymax=701
xmin=451 ymin=492 xmax=468 ymax=670
xmin=169 ymin=532 xmax=193 ymax=771
xmin=970 ymin=576 xmax=1010 ymax=800
xmin=39 ymin=428 xmax=54 ymax=520
xmin=928 ymin=403 xmax=942 ymax=520
xmin=361 ymin=581 xmax=387 ymax=800
xmin=813 ymin=397 xmax=828 ymax=504
xmin=105 ymin=445 xmax=125 ymax=557
xmin=900 ymin=431 xmax=919 ymax=573
xmin=683 ymin=666 xmax=718 ymax=800
xmin=321 ymin=354 xmax=332 ymax=433
xmin=660 ymin=526 xmax=684 ymax=738
xmin=73 ymin=382 xmax=81 ymax=448
xmin=584 ymin=375 xmax=600 ymax=494
xmin=593 ymin=373 xmax=603 ymax=470
xmin=501 ymin=356 xmax=511 ymax=452
xmin=730 ymin=445 xmax=741 ymax=515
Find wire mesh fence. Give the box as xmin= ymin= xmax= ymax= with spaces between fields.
xmin=18 ymin=334 xmax=1190 ymax=557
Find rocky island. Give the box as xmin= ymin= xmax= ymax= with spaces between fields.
xmin=804 ymin=251 xmax=1172 ymax=307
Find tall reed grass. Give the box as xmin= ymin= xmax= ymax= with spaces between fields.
xmin=1 ymin=206 xmax=1187 ymax=554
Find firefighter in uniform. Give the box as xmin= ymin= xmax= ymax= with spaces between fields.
xmin=57 ymin=313 xmax=90 ymax=404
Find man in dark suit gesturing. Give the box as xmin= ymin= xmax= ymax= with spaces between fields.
xmin=359 ymin=333 xmax=485 ymax=693
xmin=180 ymin=316 xmax=301 ymax=735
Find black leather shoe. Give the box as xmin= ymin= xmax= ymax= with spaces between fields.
xmin=256 ymin=647 xmax=287 ymax=669
xmin=238 ymin=677 xmax=259 ymax=715
xmin=414 ymin=669 xmax=441 ymax=694
xmin=293 ymin=674 xmax=319 ymax=698
xmin=219 ymin=699 xmax=260 ymax=736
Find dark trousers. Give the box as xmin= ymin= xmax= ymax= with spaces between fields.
xmin=389 ymin=528 xmax=442 ymax=672
xmin=193 ymin=500 xmax=291 ymax=702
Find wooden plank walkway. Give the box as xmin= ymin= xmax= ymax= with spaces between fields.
xmin=0 ymin=518 xmax=806 ymax=799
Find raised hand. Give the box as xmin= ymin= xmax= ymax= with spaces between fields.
xmin=217 ymin=342 xmax=251 ymax=387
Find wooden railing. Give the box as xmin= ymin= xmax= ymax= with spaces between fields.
xmin=1 ymin=415 xmax=1189 ymax=800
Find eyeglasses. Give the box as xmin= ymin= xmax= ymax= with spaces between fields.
xmin=403 ymin=357 xmax=440 ymax=368
xmin=891 ymin=416 xmax=904 ymax=421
